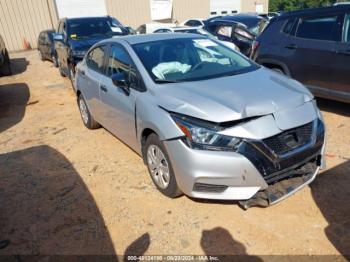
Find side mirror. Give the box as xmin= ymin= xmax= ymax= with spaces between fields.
xmin=112 ymin=72 xmax=130 ymax=96
xmin=53 ymin=33 xmax=64 ymax=41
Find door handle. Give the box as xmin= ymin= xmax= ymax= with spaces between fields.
xmin=285 ymin=44 xmax=298 ymax=50
xmin=100 ymin=85 xmax=108 ymax=92
xmin=81 ymin=70 xmax=85 ymax=76
xmin=336 ymin=50 xmax=350 ymax=56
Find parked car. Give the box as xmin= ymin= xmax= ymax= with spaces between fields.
xmin=53 ymin=16 xmax=128 ymax=87
xmin=259 ymin=12 xmax=281 ymax=20
xmin=125 ymin=26 xmax=136 ymax=35
xmin=136 ymin=23 xmax=177 ymax=34
xmin=75 ymin=34 xmax=325 ymax=208
xmin=0 ymin=34 xmax=11 ymax=76
xmin=204 ymin=20 xmax=256 ymax=56
xmin=153 ymin=26 xmax=240 ymax=52
xmin=207 ymin=13 xmax=268 ymax=36
xmin=181 ymin=18 xmax=206 ymax=27
xmin=252 ymin=5 xmax=350 ymax=103
xmin=38 ymin=29 xmax=58 ymax=67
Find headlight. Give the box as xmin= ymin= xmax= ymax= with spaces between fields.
xmin=171 ymin=113 xmax=242 ymax=151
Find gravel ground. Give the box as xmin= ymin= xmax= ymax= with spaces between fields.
xmin=0 ymin=50 xmax=349 ymax=258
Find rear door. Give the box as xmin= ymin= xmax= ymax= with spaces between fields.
xmin=81 ymin=45 xmax=108 ymax=122
xmin=332 ymin=13 xmax=350 ymax=102
xmin=283 ymin=12 xmax=342 ymax=97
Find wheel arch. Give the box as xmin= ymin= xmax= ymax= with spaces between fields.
xmin=258 ymin=58 xmax=292 ymax=77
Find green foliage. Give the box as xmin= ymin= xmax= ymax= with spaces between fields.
xmin=269 ymin=0 xmax=339 ymax=12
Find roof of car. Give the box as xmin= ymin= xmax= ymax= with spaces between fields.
xmin=276 ymin=5 xmax=350 ymax=20
xmin=102 ymin=33 xmax=204 ymax=45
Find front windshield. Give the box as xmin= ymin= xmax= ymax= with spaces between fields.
xmin=68 ymin=18 xmax=124 ymax=40
xmin=132 ymin=38 xmax=258 ymax=83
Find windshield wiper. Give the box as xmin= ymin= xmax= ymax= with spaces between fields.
xmin=154 ymin=79 xmax=182 ymax=84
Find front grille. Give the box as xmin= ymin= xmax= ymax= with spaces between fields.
xmin=237 ymin=119 xmax=325 ymax=184
xmin=263 ymin=122 xmax=314 ymax=155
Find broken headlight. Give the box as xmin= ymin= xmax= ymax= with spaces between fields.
xmin=171 ymin=113 xmax=242 ymax=151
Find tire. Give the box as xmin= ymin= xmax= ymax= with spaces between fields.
xmin=0 ymin=51 xmax=11 ymax=76
xmin=38 ymin=50 xmax=44 ymax=61
xmin=58 ymin=58 xmax=66 ymax=77
xmin=69 ymin=63 xmax=76 ymax=90
xmin=144 ymin=133 xmax=182 ymax=198
xmin=272 ymin=67 xmax=285 ymax=75
xmin=78 ymin=95 xmax=100 ymax=130
xmin=52 ymin=53 xmax=58 ymax=68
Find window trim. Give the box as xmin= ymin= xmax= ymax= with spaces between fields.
xmin=342 ymin=13 xmax=350 ymax=43
xmin=106 ymin=43 xmax=146 ymax=92
xmin=293 ymin=13 xmax=343 ymax=43
xmin=86 ymin=44 xmax=109 ymax=74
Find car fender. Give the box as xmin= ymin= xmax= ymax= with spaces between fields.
xmin=136 ymin=93 xmax=184 ymax=143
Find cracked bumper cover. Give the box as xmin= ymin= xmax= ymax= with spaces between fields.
xmin=163 ymin=119 xmax=325 ymax=203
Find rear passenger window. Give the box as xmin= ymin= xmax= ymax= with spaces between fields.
xmin=296 ymin=15 xmax=339 ymax=41
xmin=86 ymin=45 xmax=107 ymax=73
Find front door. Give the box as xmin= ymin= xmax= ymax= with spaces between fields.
xmin=99 ymin=44 xmax=139 ymax=150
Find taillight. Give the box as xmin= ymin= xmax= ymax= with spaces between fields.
xmin=252 ymin=40 xmax=260 ymax=51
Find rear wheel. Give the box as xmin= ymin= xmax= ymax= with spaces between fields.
xmin=78 ymin=95 xmax=100 ymax=130
xmin=271 ymin=67 xmax=285 ymax=75
xmin=69 ymin=63 xmax=76 ymax=90
xmin=145 ymin=134 xmax=182 ymax=198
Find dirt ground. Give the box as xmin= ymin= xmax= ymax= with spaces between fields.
xmin=0 ymin=50 xmax=349 ymax=258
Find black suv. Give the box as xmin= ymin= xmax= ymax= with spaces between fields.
xmin=54 ymin=16 xmax=128 ymax=86
xmin=0 ymin=34 xmax=11 ymax=76
xmin=252 ymin=6 xmax=350 ymax=103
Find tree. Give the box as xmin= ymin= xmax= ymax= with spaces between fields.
xmin=269 ymin=0 xmax=338 ymax=12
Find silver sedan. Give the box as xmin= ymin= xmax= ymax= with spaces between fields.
xmin=75 ymin=33 xmax=326 ymax=208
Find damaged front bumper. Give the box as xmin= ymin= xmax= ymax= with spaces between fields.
xmin=163 ymin=118 xmax=325 ymax=208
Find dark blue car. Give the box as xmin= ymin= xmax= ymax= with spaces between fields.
xmin=53 ymin=16 xmax=128 ymax=87
xmin=38 ymin=30 xmax=58 ymax=67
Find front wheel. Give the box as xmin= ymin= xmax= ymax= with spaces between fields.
xmin=52 ymin=53 xmax=58 ymax=68
xmin=145 ymin=134 xmax=182 ymax=198
xmin=58 ymin=58 xmax=66 ymax=77
xmin=69 ymin=64 xmax=76 ymax=90
xmin=78 ymin=95 xmax=100 ymax=130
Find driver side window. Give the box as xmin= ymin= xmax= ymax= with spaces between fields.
xmin=107 ymin=45 xmax=139 ymax=89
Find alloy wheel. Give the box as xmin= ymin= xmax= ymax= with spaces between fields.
xmin=79 ymin=98 xmax=89 ymax=125
xmin=147 ymin=145 xmax=170 ymax=189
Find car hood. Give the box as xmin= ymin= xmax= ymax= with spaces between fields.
xmin=154 ymin=68 xmax=314 ymax=123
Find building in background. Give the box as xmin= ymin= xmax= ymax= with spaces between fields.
xmin=210 ymin=0 xmax=269 ymax=16
xmin=0 ymin=0 xmax=268 ymax=51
